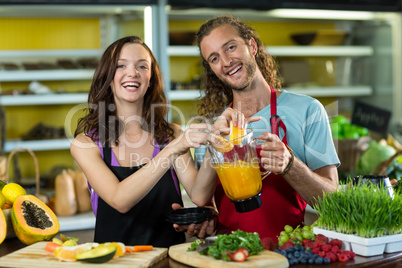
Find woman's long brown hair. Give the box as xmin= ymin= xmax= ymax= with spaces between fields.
xmin=74 ymin=36 xmax=174 ymax=146
xmin=196 ymin=15 xmax=282 ymax=120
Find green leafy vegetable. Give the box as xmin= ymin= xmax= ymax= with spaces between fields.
xmin=356 ymin=141 xmax=396 ymax=175
xmin=386 ymin=155 xmax=402 ymax=187
xmin=207 ymin=230 xmax=263 ymax=261
xmin=187 ymin=239 xmax=202 ymax=252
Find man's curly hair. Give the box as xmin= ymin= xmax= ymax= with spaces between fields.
xmin=196 ymin=14 xmax=282 ymax=120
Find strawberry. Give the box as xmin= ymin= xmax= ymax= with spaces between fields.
xmin=302 ymin=239 xmax=312 ymax=247
xmin=302 ymin=239 xmax=314 ymax=250
xmin=315 ymin=234 xmax=329 ymax=244
xmin=261 ymin=237 xmax=274 ymax=251
xmin=227 ymin=249 xmax=247 ymax=262
xmin=280 ymin=240 xmax=295 ymax=251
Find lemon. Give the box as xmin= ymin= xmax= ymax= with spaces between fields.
xmin=0 ymin=192 xmax=6 ymax=209
xmin=2 ymin=183 xmax=27 ymax=205
xmin=229 ymin=121 xmax=246 ymax=145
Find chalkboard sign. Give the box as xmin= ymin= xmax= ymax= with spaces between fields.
xmin=351 ymin=101 xmax=391 ymax=135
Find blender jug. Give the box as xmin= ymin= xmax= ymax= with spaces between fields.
xmin=208 ymin=128 xmax=263 ymax=213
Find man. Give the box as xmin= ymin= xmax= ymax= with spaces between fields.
xmin=175 ymin=15 xmax=339 ymax=242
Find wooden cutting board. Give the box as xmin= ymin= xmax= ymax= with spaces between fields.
xmin=0 ymin=242 xmax=167 ymax=267
xmin=169 ymin=243 xmax=289 ymax=268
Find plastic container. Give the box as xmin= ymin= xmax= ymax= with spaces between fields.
xmin=314 ymin=227 xmax=402 ymax=256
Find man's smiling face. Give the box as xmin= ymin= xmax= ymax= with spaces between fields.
xmin=200 ymin=24 xmax=257 ymax=91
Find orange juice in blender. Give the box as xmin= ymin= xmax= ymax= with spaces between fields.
xmin=214 ymin=160 xmax=262 ymax=201
xmin=209 ymin=128 xmax=263 ymax=212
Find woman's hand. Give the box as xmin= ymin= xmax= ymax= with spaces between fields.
xmin=258 ymin=131 xmax=292 ymax=174
xmin=167 ymin=123 xmax=212 ymax=157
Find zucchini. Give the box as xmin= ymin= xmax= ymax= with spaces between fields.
xmin=76 ymin=245 xmax=116 ymax=263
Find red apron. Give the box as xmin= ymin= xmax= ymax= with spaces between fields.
xmin=215 ymin=87 xmax=307 ymax=242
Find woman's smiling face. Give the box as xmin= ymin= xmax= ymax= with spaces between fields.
xmin=111 ymin=43 xmax=152 ymax=103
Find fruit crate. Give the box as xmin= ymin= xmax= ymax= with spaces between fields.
xmin=314 ymin=227 xmax=402 ymax=256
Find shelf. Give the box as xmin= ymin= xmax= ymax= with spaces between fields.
xmin=168 ymin=90 xmax=202 ymax=101
xmin=4 ymin=139 xmax=71 ymax=153
xmin=167 ymin=86 xmax=372 ymax=100
xmin=0 ymin=69 xmax=95 ymax=82
xmin=58 ymin=211 xmax=95 ymax=232
xmin=0 ymin=4 xmax=147 ymax=17
xmin=168 ymin=45 xmax=374 ymax=57
xmin=285 ymin=86 xmax=373 ymax=97
xmin=0 ymin=93 xmax=88 ymax=106
xmin=0 ymin=87 xmax=371 ymax=105
xmin=0 ymin=49 xmax=102 ymax=59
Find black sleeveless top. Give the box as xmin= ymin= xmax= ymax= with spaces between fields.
xmin=94 ymin=146 xmax=185 ymax=247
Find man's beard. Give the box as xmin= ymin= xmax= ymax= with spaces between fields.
xmin=222 ymin=59 xmax=257 ymax=92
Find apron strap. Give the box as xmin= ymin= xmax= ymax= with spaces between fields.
xmin=229 ymin=87 xmax=288 ymax=145
xmin=270 ymin=87 xmax=288 ymax=145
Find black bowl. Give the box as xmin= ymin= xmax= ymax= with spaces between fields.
xmin=166 ymin=207 xmax=216 ymax=225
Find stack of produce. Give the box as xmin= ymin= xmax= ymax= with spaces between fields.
xmin=330 ymin=115 xmax=369 ymax=140
xmin=53 ymin=169 xmax=92 ymax=216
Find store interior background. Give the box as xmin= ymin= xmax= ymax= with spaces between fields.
xmin=0 ymin=0 xmax=401 ymax=206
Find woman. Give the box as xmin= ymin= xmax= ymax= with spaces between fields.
xmin=70 ymin=36 xmax=211 ymax=247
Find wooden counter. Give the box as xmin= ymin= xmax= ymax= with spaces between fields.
xmin=1 ymin=229 xmax=402 ymax=268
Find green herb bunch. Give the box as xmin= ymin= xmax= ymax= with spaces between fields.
xmin=188 ymin=230 xmax=263 ymax=261
xmin=207 ymin=230 xmax=263 ymax=261
xmin=313 ymin=179 xmax=402 ymax=238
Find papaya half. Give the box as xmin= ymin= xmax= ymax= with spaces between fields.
xmin=11 ymin=195 xmax=59 ymax=245
xmin=0 ymin=209 xmax=6 ymax=245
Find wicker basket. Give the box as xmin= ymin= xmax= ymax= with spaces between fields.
xmin=334 ymin=137 xmax=371 ymax=173
xmin=2 ymin=147 xmax=44 ymax=239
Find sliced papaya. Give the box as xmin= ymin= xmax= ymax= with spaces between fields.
xmin=0 ymin=209 xmax=6 ymax=245
xmin=11 ymin=195 xmax=59 ymax=245
xmin=76 ymin=245 xmax=116 ymax=263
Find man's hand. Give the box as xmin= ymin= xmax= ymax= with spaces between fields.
xmin=258 ymin=131 xmax=292 ymax=175
xmin=171 ymin=203 xmax=217 ymax=239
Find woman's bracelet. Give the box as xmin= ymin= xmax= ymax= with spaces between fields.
xmin=278 ymin=145 xmax=294 ymax=176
